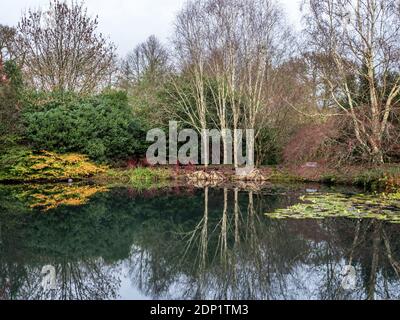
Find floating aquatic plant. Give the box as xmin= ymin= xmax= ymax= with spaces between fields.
xmin=266 ymin=192 xmax=400 ymax=224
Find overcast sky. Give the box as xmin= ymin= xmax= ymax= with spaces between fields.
xmin=0 ymin=0 xmax=302 ymax=56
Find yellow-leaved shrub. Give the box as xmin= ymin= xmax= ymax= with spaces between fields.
xmin=1 ymin=149 xmax=107 ymax=181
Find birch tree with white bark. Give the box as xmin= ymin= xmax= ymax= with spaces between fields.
xmin=303 ymin=0 xmax=400 ymax=164
xmin=171 ymin=0 xmax=292 ymax=167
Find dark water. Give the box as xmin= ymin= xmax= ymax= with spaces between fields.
xmin=0 ymin=183 xmax=400 ymax=300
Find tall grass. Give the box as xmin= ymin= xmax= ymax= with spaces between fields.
xmin=128 ymin=168 xmax=172 ymax=190
xmin=353 ymin=166 xmax=400 ymax=190
xmin=102 ymin=167 xmax=172 ymax=190
xmin=128 ymin=168 xmax=170 ymax=181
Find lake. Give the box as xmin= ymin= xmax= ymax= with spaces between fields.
xmin=0 ymin=182 xmax=400 ymax=300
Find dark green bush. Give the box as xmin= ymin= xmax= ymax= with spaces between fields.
xmin=22 ymin=90 xmax=148 ymax=162
xmin=0 ymin=61 xmax=23 ymax=146
xmin=256 ymin=127 xmax=282 ymax=165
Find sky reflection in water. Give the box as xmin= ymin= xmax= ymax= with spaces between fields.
xmin=0 ymin=183 xmax=400 ymax=300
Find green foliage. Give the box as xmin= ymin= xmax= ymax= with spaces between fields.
xmin=22 ymin=90 xmax=148 ymax=162
xmin=102 ymin=167 xmax=172 ymax=190
xmin=129 ymin=79 xmax=167 ymax=131
xmin=256 ymin=127 xmax=282 ymax=165
xmin=0 ymin=61 xmax=23 ymax=145
xmin=0 ymin=147 xmax=106 ymax=181
xmin=320 ymin=174 xmax=337 ymax=185
xmin=3 ymin=60 xmax=23 ymax=91
xmin=353 ymin=167 xmax=400 ymax=190
xmin=269 ymin=169 xmax=302 ymax=183
xmin=128 ymin=167 xmax=170 ymax=183
xmin=158 ymin=75 xmax=197 ymax=126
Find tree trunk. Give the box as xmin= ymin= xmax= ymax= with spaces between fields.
xmin=222 ymin=130 xmax=229 ymax=165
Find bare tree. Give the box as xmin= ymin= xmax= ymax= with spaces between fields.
xmin=173 ymin=0 xmax=210 ymax=166
xmin=303 ymin=0 xmax=400 ymax=164
xmin=236 ymin=0 xmax=292 ymax=166
xmin=0 ymin=25 xmax=16 ymax=63
xmin=119 ymin=35 xmax=170 ymax=89
xmin=202 ymin=0 xmax=242 ymax=165
xmin=171 ymin=0 xmax=292 ymax=167
xmin=14 ymin=0 xmax=116 ymax=93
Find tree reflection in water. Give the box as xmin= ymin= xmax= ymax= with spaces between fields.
xmin=125 ymin=188 xmax=400 ymax=300
xmin=0 ymin=260 xmax=119 ymax=300
xmin=0 ymin=184 xmax=400 ymax=300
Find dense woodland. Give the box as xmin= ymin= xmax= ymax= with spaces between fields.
xmin=1 ymin=0 xmax=400 ymax=175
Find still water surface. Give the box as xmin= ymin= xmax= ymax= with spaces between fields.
xmin=0 ymin=183 xmax=400 ymax=300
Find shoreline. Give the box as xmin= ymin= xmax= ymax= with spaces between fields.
xmin=2 ymin=164 xmax=398 ymax=192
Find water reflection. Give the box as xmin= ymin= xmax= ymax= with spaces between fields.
xmin=0 ymin=184 xmax=400 ymax=300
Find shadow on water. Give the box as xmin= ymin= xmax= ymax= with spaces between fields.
xmin=0 ymin=183 xmax=400 ymax=300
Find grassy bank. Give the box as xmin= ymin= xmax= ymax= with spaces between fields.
xmin=1 ymin=149 xmax=399 ymax=192
xmin=268 ymin=165 xmax=400 ymax=191
xmin=94 ymin=164 xmax=400 ymax=191
xmin=92 ymin=167 xmax=173 ymax=190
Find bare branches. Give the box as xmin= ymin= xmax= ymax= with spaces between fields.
xmin=169 ymin=0 xmax=294 ymax=167
xmin=303 ymin=0 xmax=400 ymax=163
xmin=13 ymin=0 xmax=116 ymax=94
xmin=119 ymin=35 xmax=170 ymax=89
xmin=0 ymin=25 xmax=16 ymax=63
